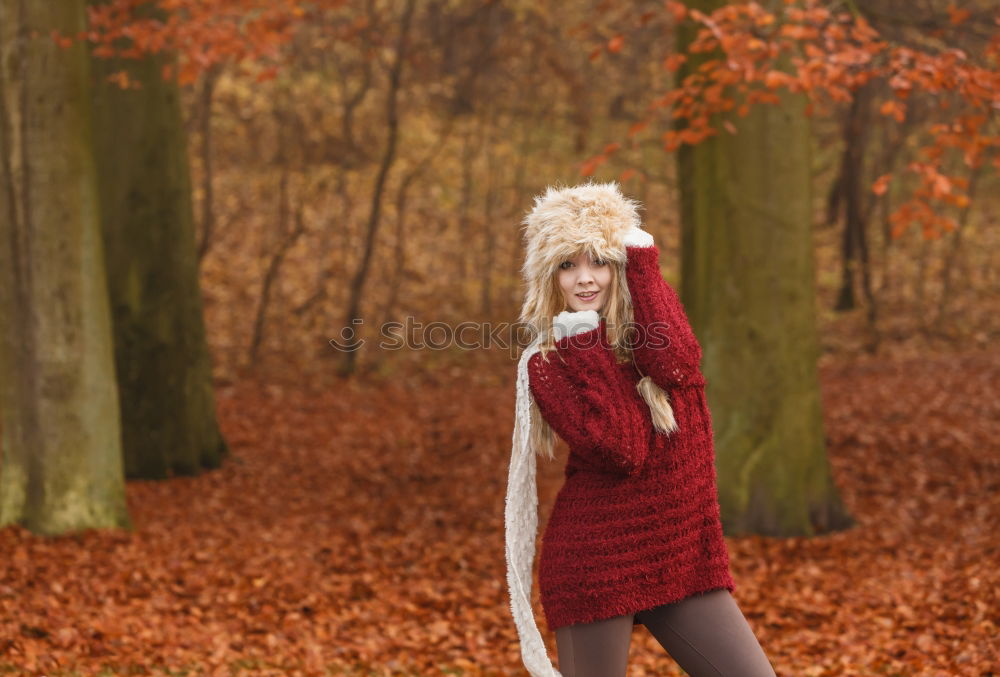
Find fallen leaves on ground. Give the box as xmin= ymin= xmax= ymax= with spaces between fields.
xmin=0 ymin=348 xmax=997 ymax=676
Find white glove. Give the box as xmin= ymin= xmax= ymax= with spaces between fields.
xmin=552 ymin=309 xmax=600 ymax=341
xmin=622 ymin=226 xmax=654 ymax=248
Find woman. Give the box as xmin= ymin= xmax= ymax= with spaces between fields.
xmin=504 ymin=181 xmax=776 ymax=677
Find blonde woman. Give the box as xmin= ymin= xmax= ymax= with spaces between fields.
xmin=505 ymin=181 xmax=775 ymax=677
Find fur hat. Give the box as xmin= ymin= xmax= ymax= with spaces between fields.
xmin=505 ymin=181 xmax=666 ymax=677
xmin=518 ymin=180 xmax=641 ymax=338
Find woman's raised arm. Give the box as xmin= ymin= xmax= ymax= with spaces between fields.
xmin=622 ymin=229 xmax=705 ymax=389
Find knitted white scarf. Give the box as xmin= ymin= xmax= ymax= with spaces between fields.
xmin=504 ymin=336 xmax=562 ymax=676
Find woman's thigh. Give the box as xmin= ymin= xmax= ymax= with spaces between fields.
xmin=554 ymin=613 xmax=634 ymax=677
xmin=635 ymin=589 xmax=776 ymax=677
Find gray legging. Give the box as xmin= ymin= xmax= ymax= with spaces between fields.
xmin=554 ymin=589 xmax=776 ymax=677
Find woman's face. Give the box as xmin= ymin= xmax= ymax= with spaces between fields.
xmin=558 ymin=251 xmax=612 ymax=313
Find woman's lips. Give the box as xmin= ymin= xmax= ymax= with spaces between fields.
xmin=576 ymin=291 xmax=598 ymax=300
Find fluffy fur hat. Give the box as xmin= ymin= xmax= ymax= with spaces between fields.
xmin=518 ymin=180 xmax=641 ymax=338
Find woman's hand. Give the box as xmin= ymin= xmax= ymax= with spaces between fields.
xmin=622 ymin=226 xmax=654 ymax=249
xmin=552 ymin=309 xmax=600 ymax=341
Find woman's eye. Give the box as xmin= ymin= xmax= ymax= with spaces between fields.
xmin=559 ymin=261 xmax=573 ymax=269
xmin=595 ymin=258 xmax=607 ymax=265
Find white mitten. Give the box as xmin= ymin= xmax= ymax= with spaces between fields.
xmin=622 ymin=226 xmax=654 ymax=248
xmin=552 ymin=309 xmax=600 ymax=341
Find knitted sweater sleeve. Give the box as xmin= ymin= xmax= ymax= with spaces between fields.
xmin=527 ymin=324 xmax=653 ymax=477
xmin=624 ymin=244 xmax=705 ymax=388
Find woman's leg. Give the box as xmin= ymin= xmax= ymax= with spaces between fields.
xmin=554 ymin=612 xmax=634 ymax=677
xmin=634 ymin=589 xmax=776 ymax=677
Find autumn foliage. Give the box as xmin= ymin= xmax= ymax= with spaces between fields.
xmin=583 ymin=0 xmax=1000 ymax=241
xmin=63 ymin=0 xmax=343 ymax=86
xmin=56 ymin=0 xmax=999 ymax=243
xmin=46 ymin=0 xmax=999 ymax=251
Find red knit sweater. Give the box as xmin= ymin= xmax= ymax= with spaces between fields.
xmin=527 ymin=244 xmax=735 ymax=631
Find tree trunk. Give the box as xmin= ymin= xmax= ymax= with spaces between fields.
xmin=831 ymin=83 xmax=879 ymax=351
xmin=480 ymin=109 xmax=499 ymax=318
xmin=338 ymin=0 xmax=417 ymax=377
xmin=675 ymin=1 xmax=853 ymax=537
xmin=196 ymin=63 xmax=222 ymax=264
xmin=0 ymin=0 xmax=131 ymax=533
xmin=87 ymin=0 xmax=228 ymax=478
xmin=833 ymin=83 xmax=877 ymax=327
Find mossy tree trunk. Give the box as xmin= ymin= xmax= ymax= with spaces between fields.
xmin=0 ymin=0 xmax=131 ymax=534
xmin=87 ymin=0 xmax=228 ymax=479
xmin=675 ymin=0 xmax=854 ymax=537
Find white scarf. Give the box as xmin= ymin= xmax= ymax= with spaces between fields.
xmin=504 ymin=336 xmax=562 ymax=676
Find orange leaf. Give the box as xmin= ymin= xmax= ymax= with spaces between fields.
xmin=889 ymin=208 xmax=910 ymax=239
xmin=665 ymin=0 xmax=688 ymax=22
xmin=679 ymin=127 xmax=703 ymax=144
xmin=628 ymin=120 xmax=649 ymax=137
xmin=879 ymin=100 xmax=906 ymax=123
xmin=931 ymin=172 xmax=952 ymax=197
xmin=947 ymin=4 xmax=970 ymax=24
xmin=663 ymin=129 xmax=680 ymax=152
xmin=107 ymin=70 xmax=131 ymax=90
xmin=764 ymin=70 xmax=789 ymax=90
xmin=580 ymin=155 xmax=606 ymax=177
xmin=256 ymin=65 xmax=279 ymax=83
xmin=871 ymin=173 xmax=892 ymax=196
xmin=50 ymin=30 xmax=75 ymax=50
xmin=663 ymin=53 xmax=687 ymax=72
xmin=608 ymin=35 xmax=624 ymax=53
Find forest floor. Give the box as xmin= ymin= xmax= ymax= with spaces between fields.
xmin=0 ymin=345 xmax=997 ymax=676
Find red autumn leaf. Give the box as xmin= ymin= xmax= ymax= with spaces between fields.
xmin=947 ymin=4 xmax=971 ymax=25
xmin=879 ymin=100 xmax=906 ymax=123
xmin=580 ymin=154 xmax=606 ymax=176
xmin=256 ymin=65 xmax=279 ymax=82
xmin=665 ymin=0 xmax=688 ymax=22
xmin=663 ymin=52 xmax=687 ymax=72
xmin=871 ymin=173 xmax=892 ymax=196
xmin=764 ymin=70 xmax=789 ymax=90
xmin=50 ymin=30 xmax=76 ymax=50
xmin=628 ymin=120 xmax=649 ymax=137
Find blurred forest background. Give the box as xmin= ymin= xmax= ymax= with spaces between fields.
xmin=1 ymin=0 xmax=998 ymax=675
xmin=181 ymin=1 xmax=997 ymax=380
